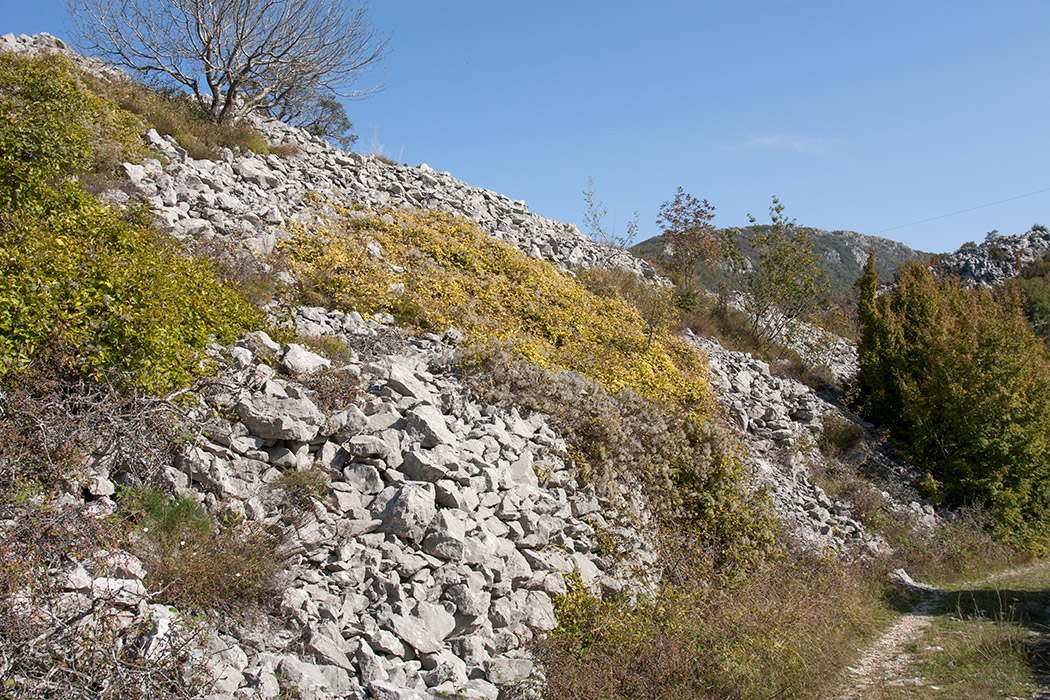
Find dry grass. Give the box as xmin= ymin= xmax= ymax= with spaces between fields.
xmin=677 ymin=299 xmax=838 ymax=390
xmin=93 ymin=77 xmax=272 ymax=160
xmin=808 ymin=445 xmax=1021 ymax=586
xmin=120 ymin=487 xmax=281 ymax=611
xmin=537 ymin=545 xmax=887 ymax=700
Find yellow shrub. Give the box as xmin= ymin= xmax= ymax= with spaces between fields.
xmin=280 ymin=206 xmax=713 ymax=416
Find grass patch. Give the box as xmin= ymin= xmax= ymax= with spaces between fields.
xmin=93 ymin=77 xmax=272 ymax=160
xmin=538 ymin=549 xmax=888 ymax=700
xmin=677 ymin=295 xmax=837 ymax=390
xmin=858 ymin=564 xmax=1050 ymax=699
xmin=120 ymin=487 xmax=281 ymax=610
xmin=273 ymin=467 xmax=330 ymax=510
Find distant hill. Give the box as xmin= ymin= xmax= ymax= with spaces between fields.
xmin=632 ymin=226 xmax=931 ymax=297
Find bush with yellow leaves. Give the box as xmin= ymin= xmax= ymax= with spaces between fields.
xmin=280 ymin=206 xmax=713 ymax=415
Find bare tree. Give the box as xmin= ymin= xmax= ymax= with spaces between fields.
xmin=67 ymin=0 xmax=388 ymax=124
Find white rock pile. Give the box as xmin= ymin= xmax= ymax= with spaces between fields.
xmin=939 ymin=227 xmax=1050 ymax=288
xmin=684 ymin=331 xmax=888 ymax=554
xmin=75 ymin=309 xmax=657 ymax=699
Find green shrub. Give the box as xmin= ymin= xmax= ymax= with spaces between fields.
xmin=0 ymin=52 xmax=144 ymax=210
xmin=119 ymin=486 xmax=213 ymax=537
xmin=279 ymin=206 xmax=714 ymax=415
xmin=0 ymin=51 xmax=262 ymax=392
xmin=857 ymin=261 xmax=1050 ymax=551
xmin=0 ymin=187 xmax=262 ymax=391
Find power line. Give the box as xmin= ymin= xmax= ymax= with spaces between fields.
xmin=869 ymin=186 xmax=1050 ymax=235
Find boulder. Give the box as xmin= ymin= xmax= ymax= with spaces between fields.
xmin=235 ymin=383 xmax=325 ymax=442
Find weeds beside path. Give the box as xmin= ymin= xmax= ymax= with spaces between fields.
xmin=833 ymin=562 xmax=1050 ymax=700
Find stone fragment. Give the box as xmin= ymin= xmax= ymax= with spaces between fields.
xmin=422 ymin=509 xmax=467 ymax=560
xmin=91 ymin=577 xmax=146 ymax=607
xmin=87 ymin=473 xmax=116 ymax=497
xmin=384 ymin=363 xmax=434 ymax=402
xmin=235 ymin=385 xmax=325 ymax=442
xmin=376 ymin=483 xmax=437 ymax=543
xmin=369 ymin=629 xmax=407 ymax=657
xmin=283 ymin=343 xmax=331 ymax=375
xmin=405 ymin=405 xmax=455 ymax=447
xmin=344 ymin=463 xmax=384 ymax=494
xmin=383 ymin=613 xmax=443 ymax=654
xmin=368 ymin=681 xmax=430 ymax=700
xmin=485 ymin=656 xmax=534 ymax=685
xmin=401 ymin=450 xmax=449 ymax=482
xmin=348 ymin=434 xmax=392 ymax=460
xmin=353 ymin=639 xmax=389 ymax=685
xmin=307 ymin=630 xmax=353 ymax=671
xmin=234 ymin=158 xmax=281 ymax=188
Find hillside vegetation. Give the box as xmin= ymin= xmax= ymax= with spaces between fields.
xmin=0 ymin=52 xmax=259 ymax=391
xmin=0 ymin=38 xmax=1042 ymax=700
xmin=857 ymin=256 xmax=1050 ymax=551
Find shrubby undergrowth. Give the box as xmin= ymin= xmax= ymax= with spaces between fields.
xmin=0 ymin=361 xmax=211 ymax=697
xmin=280 ymin=205 xmax=713 ymax=412
xmin=537 ymin=550 xmax=882 ymax=700
xmin=120 ymin=487 xmax=281 ymax=610
xmin=0 ymin=51 xmax=261 ymax=393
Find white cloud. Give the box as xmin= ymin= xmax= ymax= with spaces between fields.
xmin=736 ymin=133 xmax=839 ymax=155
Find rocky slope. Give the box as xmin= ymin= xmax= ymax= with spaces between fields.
xmin=1 ymin=32 xmax=937 ymax=700
xmin=939 ymin=227 xmax=1050 ymax=287
xmin=2 ymin=30 xmax=657 ymax=285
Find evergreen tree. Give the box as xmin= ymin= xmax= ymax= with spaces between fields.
xmin=856 ymin=261 xmax=1050 ymax=550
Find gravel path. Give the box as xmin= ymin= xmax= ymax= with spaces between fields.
xmin=832 ymin=564 xmax=1050 ymax=699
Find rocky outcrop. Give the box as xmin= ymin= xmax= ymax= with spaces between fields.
xmin=939 ymin=227 xmax=1050 ymax=287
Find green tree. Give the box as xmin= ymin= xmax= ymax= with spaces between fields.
xmin=1003 ymin=251 xmax=1050 ymax=342
xmin=856 ymin=261 xmax=1050 ymax=550
xmin=297 ymin=97 xmax=358 ymax=150
xmin=743 ymin=196 xmax=829 ymax=345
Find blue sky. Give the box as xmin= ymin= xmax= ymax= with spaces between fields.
xmin=7 ymin=1 xmax=1050 ymax=253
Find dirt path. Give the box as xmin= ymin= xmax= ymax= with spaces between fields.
xmin=833 ymin=564 xmax=1050 ymax=700
xmin=833 ymin=571 xmax=941 ymax=699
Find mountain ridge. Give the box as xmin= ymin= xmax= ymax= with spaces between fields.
xmin=632 ymin=225 xmax=931 ymax=297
